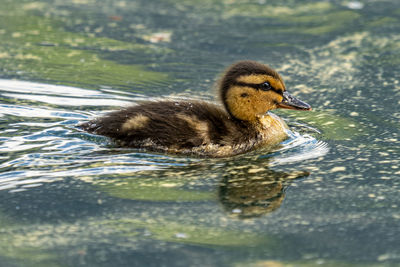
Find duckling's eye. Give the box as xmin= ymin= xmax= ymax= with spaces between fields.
xmin=260 ymin=82 xmax=272 ymax=91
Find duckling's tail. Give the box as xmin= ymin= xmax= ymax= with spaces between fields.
xmin=77 ymin=121 xmax=101 ymax=133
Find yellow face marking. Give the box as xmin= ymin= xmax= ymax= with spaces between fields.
xmin=121 ymin=114 xmax=149 ymax=131
xmin=225 ymin=85 xmax=284 ymax=122
xmin=236 ymin=74 xmax=285 ymax=92
xmin=177 ymin=114 xmax=210 ymax=143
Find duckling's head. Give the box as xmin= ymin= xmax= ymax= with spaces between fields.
xmin=220 ymin=60 xmax=311 ymax=122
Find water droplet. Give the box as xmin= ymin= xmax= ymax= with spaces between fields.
xmin=346 ymin=1 xmax=364 ymax=9
xmin=175 ymin=233 xmax=187 ymax=239
xmin=232 ymin=208 xmax=242 ymax=214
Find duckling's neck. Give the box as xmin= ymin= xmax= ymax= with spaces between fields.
xmin=255 ymin=112 xmax=281 ymax=128
xmin=230 ymin=111 xmax=287 ymax=130
xmin=254 ymin=112 xmax=289 ymax=143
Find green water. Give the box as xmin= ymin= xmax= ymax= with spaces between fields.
xmin=0 ymin=0 xmax=399 ymax=266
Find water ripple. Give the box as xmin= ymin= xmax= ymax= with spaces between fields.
xmin=271 ymin=130 xmax=329 ymax=165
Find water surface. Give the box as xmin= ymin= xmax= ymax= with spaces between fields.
xmin=0 ymin=0 xmax=399 ymax=266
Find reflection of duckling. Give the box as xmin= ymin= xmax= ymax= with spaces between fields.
xmin=219 ymin=166 xmax=309 ymax=219
xmin=80 ymin=61 xmax=311 ymax=157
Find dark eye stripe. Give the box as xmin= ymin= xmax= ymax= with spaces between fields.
xmin=233 ymin=82 xmax=283 ymax=95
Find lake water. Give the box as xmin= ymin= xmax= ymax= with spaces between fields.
xmin=0 ymin=0 xmax=399 ymax=266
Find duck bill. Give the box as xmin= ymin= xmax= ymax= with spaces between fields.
xmin=277 ymin=91 xmax=311 ymax=111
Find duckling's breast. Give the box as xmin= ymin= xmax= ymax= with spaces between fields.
xmin=182 ymin=113 xmax=289 ymax=157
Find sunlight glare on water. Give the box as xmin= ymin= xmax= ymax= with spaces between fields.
xmin=0 ymin=79 xmax=133 ymax=106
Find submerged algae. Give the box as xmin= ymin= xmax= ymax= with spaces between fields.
xmin=0 ymin=211 xmax=63 ymax=267
xmin=277 ymin=109 xmax=365 ymax=141
xmin=0 ymin=1 xmax=170 ymax=91
xmin=99 ymin=177 xmax=214 ymax=202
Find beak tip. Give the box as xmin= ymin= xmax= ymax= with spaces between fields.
xmin=280 ymin=91 xmax=312 ymax=111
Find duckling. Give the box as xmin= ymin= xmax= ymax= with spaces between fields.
xmin=79 ymin=60 xmax=311 ymax=157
